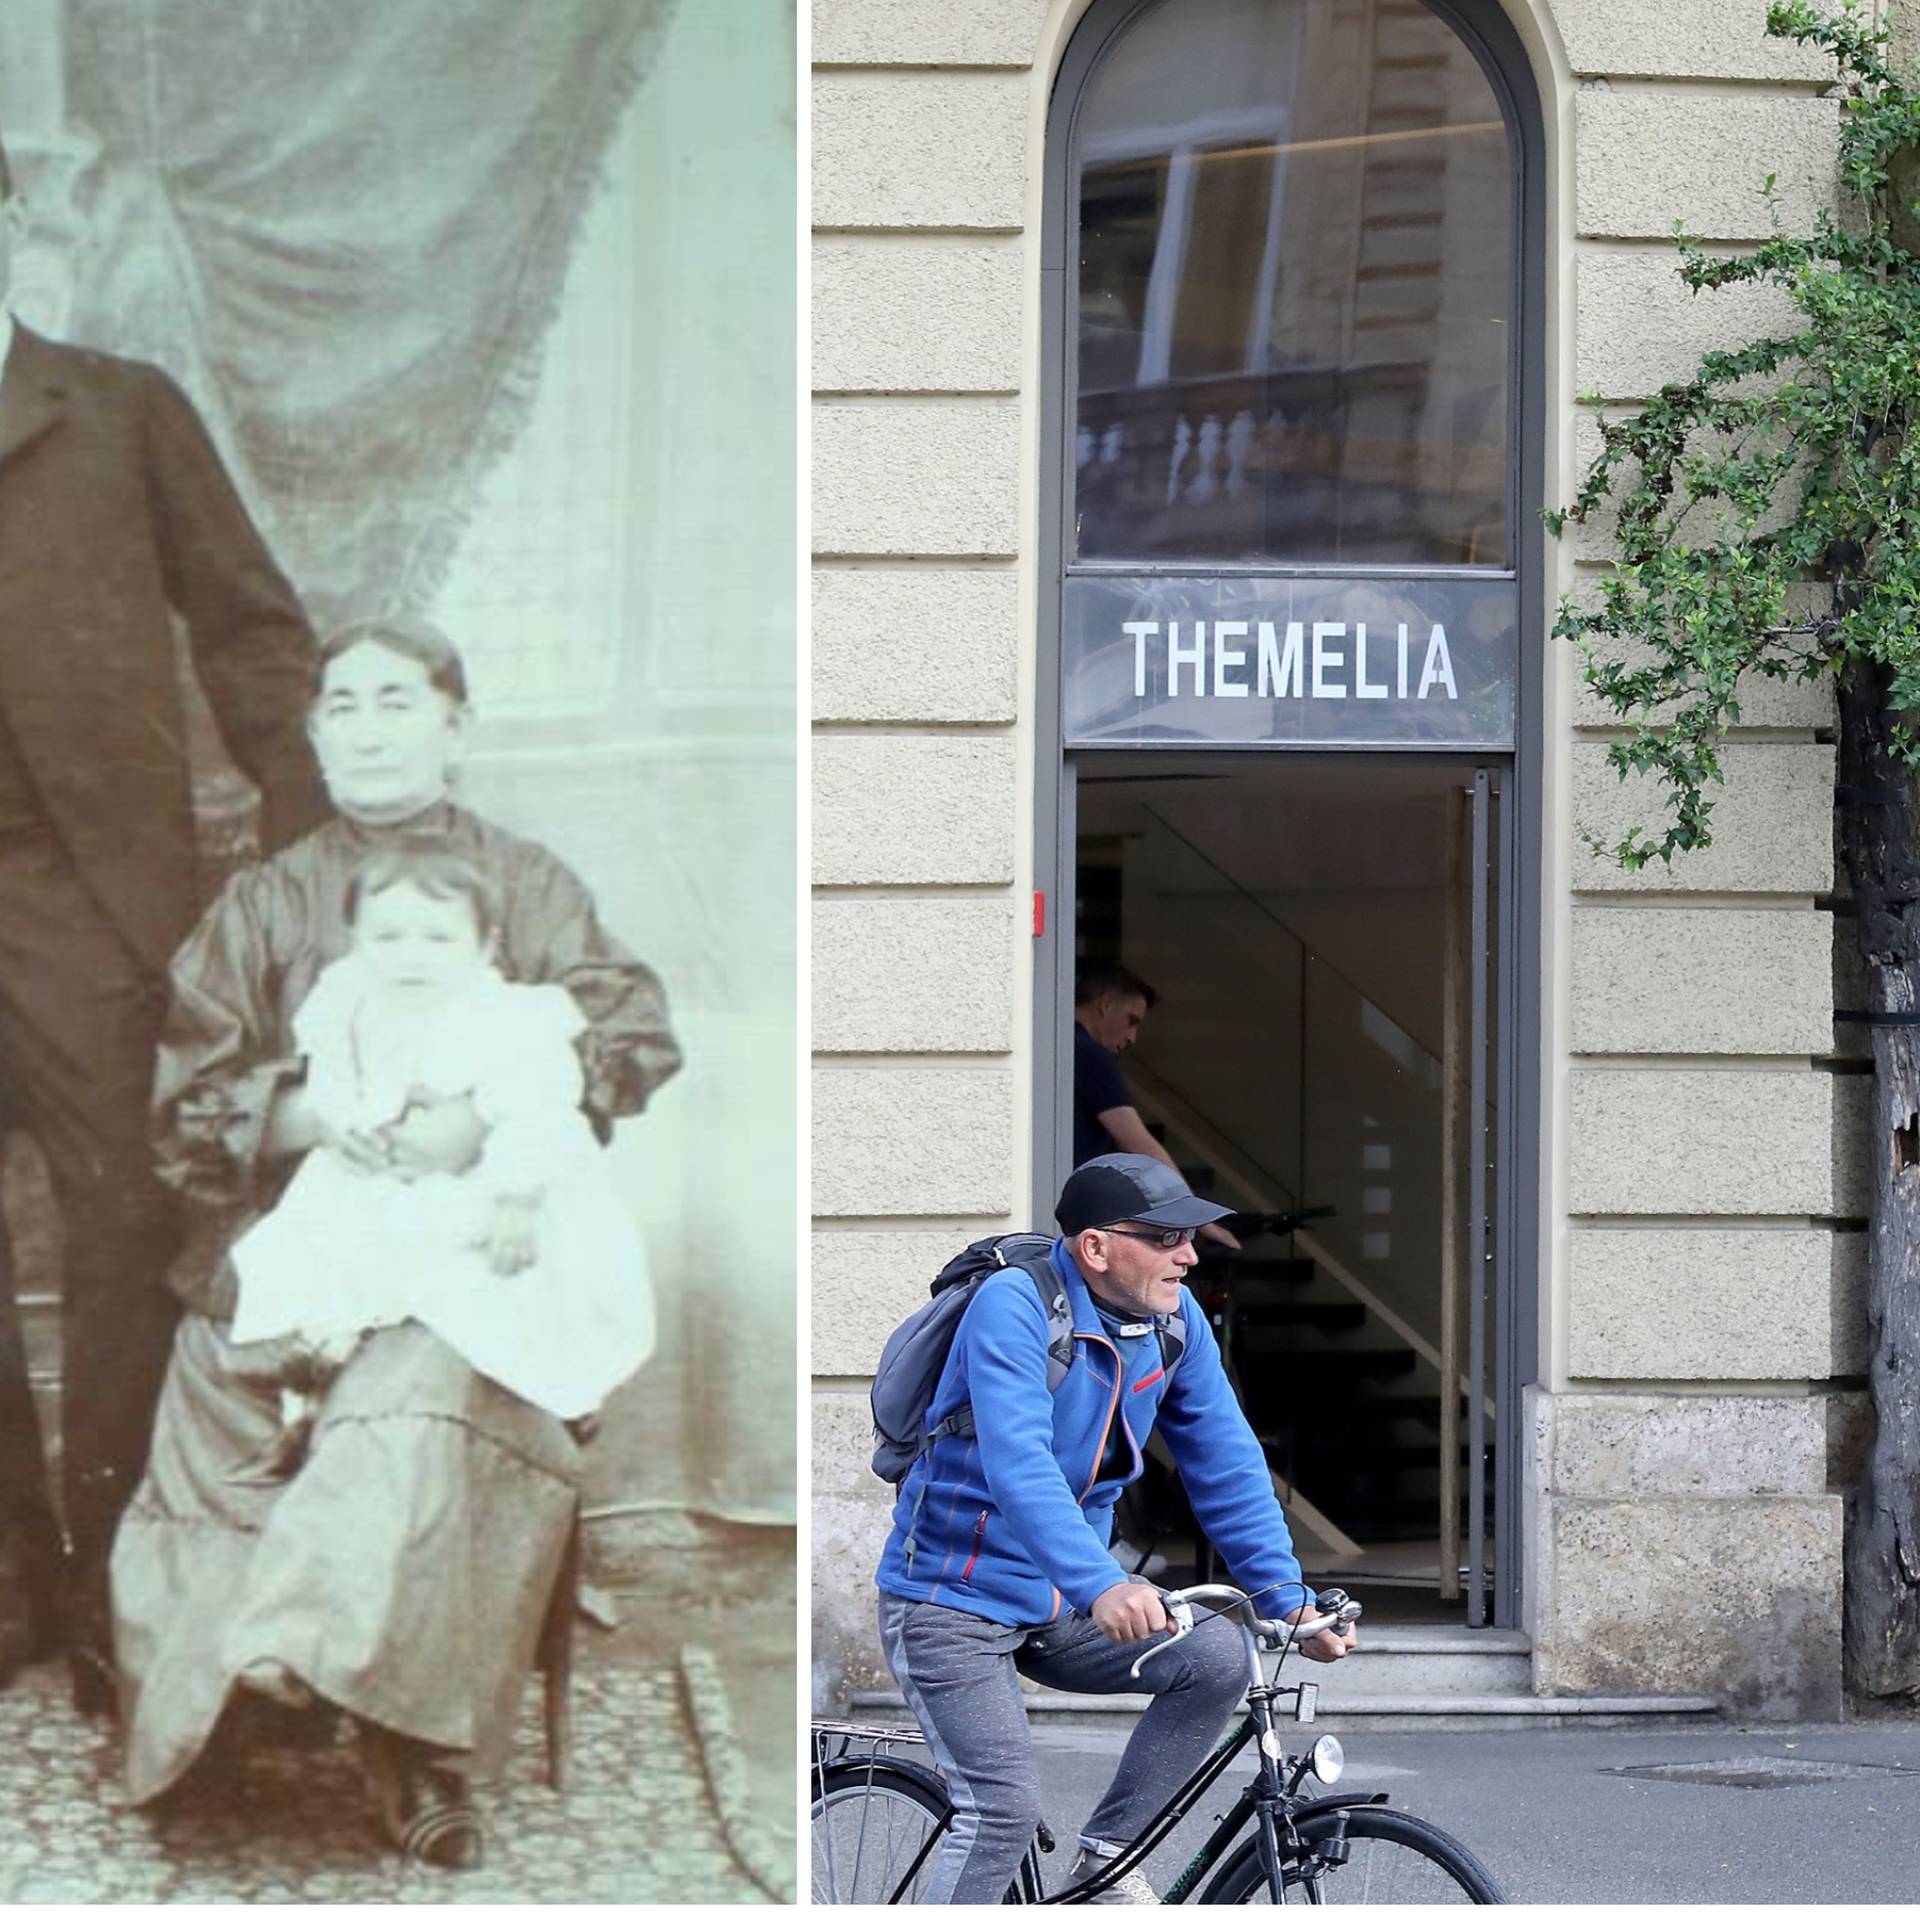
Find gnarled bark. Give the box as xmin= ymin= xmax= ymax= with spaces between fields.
xmin=1837 ymin=658 xmax=1920 ymax=1696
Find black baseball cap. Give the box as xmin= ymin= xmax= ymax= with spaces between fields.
xmin=1056 ymin=1154 xmax=1232 ymax=1237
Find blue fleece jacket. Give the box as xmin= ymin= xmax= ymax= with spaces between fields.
xmin=876 ymin=1240 xmax=1313 ymax=1627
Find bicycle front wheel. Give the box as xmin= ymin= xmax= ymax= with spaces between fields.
xmin=1207 ymin=1804 xmax=1506 ymax=1904
xmin=812 ymin=1760 xmax=952 ymax=1904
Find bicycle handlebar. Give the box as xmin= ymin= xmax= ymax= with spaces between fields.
xmin=1128 ymin=1581 xmax=1363 ymax=1678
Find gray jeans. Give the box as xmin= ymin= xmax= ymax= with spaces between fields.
xmin=877 ymin=1592 xmax=1250 ymax=1904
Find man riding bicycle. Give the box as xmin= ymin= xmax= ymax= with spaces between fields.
xmin=876 ymin=1153 xmax=1357 ymax=1904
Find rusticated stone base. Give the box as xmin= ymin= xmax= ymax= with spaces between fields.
xmin=1528 ymin=1387 xmax=1844 ymax=1720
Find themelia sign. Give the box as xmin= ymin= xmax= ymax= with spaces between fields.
xmin=1062 ymin=573 xmax=1518 ymax=749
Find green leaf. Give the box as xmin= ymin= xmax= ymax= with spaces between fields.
xmin=1548 ymin=0 xmax=1920 ymax=867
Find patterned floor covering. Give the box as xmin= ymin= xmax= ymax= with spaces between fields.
xmin=0 ymin=1568 xmax=794 ymax=1904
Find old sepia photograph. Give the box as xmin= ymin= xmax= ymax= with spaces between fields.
xmin=0 ymin=0 xmax=795 ymax=1900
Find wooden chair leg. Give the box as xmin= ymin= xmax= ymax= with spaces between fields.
xmin=540 ymin=1499 xmax=581 ymax=1791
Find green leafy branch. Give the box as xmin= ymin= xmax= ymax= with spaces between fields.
xmin=1548 ymin=0 xmax=1920 ymax=867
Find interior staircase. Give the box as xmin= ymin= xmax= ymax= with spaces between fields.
xmin=1216 ymin=1243 xmax=1483 ymax=1548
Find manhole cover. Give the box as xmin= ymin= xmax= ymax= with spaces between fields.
xmin=1605 ymin=1756 xmax=1919 ymax=1791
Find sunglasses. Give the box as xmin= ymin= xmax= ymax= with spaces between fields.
xmin=1102 ymin=1224 xmax=1198 ymax=1250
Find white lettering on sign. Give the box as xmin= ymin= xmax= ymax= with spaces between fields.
xmin=1311 ymin=623 xmax=1346 ymax=700
xmin=1213 ymin=620 xmax=1249 ymax=697
xmin=1355 ymin=623 xmax=1387 ymax=700
xmin=1169 ymin=621 xmax=1205 ymax=696
xmin=1127 ymin=621 xmax=1461 ymax=703
xmin=1127 ymin=620 xmax=1156 ymax=698
xmin=1418 ymin=624 xmax=1457 ymax=700
xmin=1257 ymin=621 xmax=1304 ymax=698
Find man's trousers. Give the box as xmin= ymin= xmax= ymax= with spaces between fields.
xmin=878 ymin=1591 xmax=1250 ymax=1903
xmin=0 ymin=832 xmax=181 ymax=1624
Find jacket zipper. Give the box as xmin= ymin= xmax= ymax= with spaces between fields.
xmin=918 ymin=1437 xmax=976 ymax=1591
xmin=961 ymin=1509 xmax=990 ymax=1580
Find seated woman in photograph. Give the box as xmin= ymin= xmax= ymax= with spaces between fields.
xmin=111 ymin=615 xmax=681 ymax=1870
xmin=224 ymin=842 xmax=656 ymax=1482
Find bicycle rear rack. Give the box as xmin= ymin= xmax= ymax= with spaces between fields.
xmin=812 ymin=1718 xmax=930 ymax=1758
xmin=812 ymin=1719 xmax=933 ymax=1796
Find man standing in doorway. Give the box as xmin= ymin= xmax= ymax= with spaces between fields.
xmin=877 ymin=1154 xmax=1355 ymax=1903
xmin=1075 ymin=966 xmax=1238 ymax=1251
xmin=0 ymin=136 xmax=327 ymax=1708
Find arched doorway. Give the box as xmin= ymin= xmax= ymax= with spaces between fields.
xmin=1034 ymin=0 xmax=1543 ymax=1627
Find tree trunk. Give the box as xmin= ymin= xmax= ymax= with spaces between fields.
xmin=1837 ymin=657 xmax=1920 ymax=1697
xmin=1893 ymin=7 xmax=1920 ymax=266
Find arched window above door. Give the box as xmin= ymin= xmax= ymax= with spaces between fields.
xmin=1071 ymin=0 xmax=1517 ymax=569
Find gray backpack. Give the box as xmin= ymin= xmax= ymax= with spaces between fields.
xmin=868 ymin=1232 xmax=1187 ymax=1483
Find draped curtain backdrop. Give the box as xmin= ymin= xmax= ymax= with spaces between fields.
xmin=64 ymin=0 xmax=666 ymax=618
xmin=46 ymin=0 xmax=796 ymax=1527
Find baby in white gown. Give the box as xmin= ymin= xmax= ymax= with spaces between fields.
xmin=226 ymin=844 xmax=656 ymax=1475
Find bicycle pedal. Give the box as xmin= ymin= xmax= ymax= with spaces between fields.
xmin=1034 ymin=1821 xmax=1057 ymax=1854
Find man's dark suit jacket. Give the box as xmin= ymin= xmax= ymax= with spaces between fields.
xmin=0 ymin=323 xmax=327 ymax=974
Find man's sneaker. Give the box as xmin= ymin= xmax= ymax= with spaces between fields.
xmin=1067 ymin=1847 xmax=1161 ymax=1904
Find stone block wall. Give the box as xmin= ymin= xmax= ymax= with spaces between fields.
xmin=1528 ymin=1389 xmax=1843 ymax=1718
xmin=1549 ymin=1 xmax=1851 ymax=1717
xmin=810 ymin=0 xmax=1038 ymax=1697
xmin=809 ymin=0 xmax=1866 ymax=1714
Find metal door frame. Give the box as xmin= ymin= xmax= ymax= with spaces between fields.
xmin=1032 ymin=0 xmax=1544 ymax=1629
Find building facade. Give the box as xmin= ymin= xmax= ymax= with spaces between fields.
xmin=812 ymin=0 xmax=1862 ymax=1717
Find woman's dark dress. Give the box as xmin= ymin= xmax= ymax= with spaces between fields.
xmin=111 ymin=804 xmax=680 ymax=1804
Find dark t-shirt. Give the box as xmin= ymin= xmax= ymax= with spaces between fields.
xmin=1074 ymin=1020 xmax=1134 ymax=1165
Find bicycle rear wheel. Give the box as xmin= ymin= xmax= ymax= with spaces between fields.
xmin=811 ymin=1760 xmax=1047 ymax=1904
xmin=1207 ymin=1804 xmax=1505 ymax=1903
xmin=813 ymin=1760 xmax=951 ymax=1904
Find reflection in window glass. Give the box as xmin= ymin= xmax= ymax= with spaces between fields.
xmin=1073 ymin=0 xmax=1512 ymax=567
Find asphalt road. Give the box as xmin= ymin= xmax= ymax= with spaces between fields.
xmin=1011 ymin=1714 xmax=1920 ymax=1903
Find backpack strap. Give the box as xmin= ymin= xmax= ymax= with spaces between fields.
xmin=1155 ymin=1305 xmax=1189 ymax=1384
xmin=1014 ymin=1253 xmax=1077 ymax=1393
xmin=929 ymin=1254 xmax=1078 ymax=1444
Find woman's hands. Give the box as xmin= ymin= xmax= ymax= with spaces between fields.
xmin=324 ymin=1123 xmax=400 ymax=1174
xmin=267 ymin=1087 xmax=490 ymax=1179
xmin=383 ymin=1091 xmax=488 ymax=1179
xmin=263 ymin=1085 xmax=327 ymax=1160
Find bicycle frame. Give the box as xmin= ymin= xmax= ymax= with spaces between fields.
xmin=814 ymin=1610 xmax=1381 ymax=1905
xmin=1046 ymin=1624 xmax=1383 ymax=1904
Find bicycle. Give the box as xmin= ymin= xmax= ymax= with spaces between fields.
xmin=812 ymin=1584 xmax=1505 ymax=1903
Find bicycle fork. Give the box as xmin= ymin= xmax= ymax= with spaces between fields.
xmin=1246 ymin=1690 xmax=1295 ymax=1899
xmin=1246 ymin=1689 xmax=1360 ymax=1901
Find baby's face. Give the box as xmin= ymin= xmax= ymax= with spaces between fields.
xmin=351 ymin=881 xmax=490 ymax=1003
